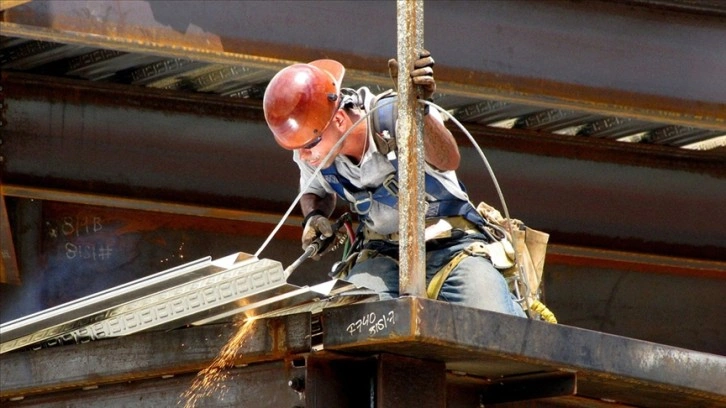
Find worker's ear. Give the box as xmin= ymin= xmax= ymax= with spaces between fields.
xmin=332 ymin=109 xmax=348 ymax=130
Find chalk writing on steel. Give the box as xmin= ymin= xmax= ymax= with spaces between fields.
xmin=346 ymin=310 xmax=396 ymax=336
xmin=46 ymin=215 xmax=113 ymax=261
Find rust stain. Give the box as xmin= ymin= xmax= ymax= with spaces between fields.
xmin=4 ymin=0 xmax=224 ymax=52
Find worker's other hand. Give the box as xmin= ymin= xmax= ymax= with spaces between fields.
xmin=387 ymin=58 xmax=399 ymax=91
xmin=302 ymin=214 xmax=333 ymax=259
xmin=388 ymin=50 xmax=436 ymax=100
xmin=411 ymin=49 xmax=435 ymax=100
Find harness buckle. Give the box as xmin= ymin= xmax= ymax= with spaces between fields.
xmin=382 ymin=174 xmax=399 ymax=197
xmin=351 ymin=193 xmax=373 ymax=215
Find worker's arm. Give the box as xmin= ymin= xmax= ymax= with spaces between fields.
xmin=391 ymin=50 xmax=460 ymax=171
xmin=300 ymin=192 xmax=336 ymax=219
xmin=300 ymin=192 xmax=336 ymax=251
xmin=423 ymin=110 xmax=460 ymax=171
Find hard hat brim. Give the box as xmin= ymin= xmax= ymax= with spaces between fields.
xmin=309 ymin=59 xmax=345 ymax=91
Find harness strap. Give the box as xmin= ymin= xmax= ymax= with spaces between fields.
xmin=373 ymin=132 xmax=397 ymax=156
xmin=427 ymin=248 xmax=469 ymax=299
xmin=426 ymin=242 xmax=488 ymax=299
xmin=426 ymin=240 xmax=517 ymax=299
xmin=321 ymin=159 xmax=487 ymax=226
xmin=362 ymin=216 xmax=480 ymax=244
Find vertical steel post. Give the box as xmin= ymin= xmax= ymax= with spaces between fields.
xmin=396 ymin=0 xmax=426 ymax=297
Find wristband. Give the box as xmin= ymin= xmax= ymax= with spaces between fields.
xmin=302 ymin=209 xmax=326 ymax=227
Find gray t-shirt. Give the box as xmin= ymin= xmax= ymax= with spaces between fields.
xmin=293 ymin=87 xmax=472 ymax=235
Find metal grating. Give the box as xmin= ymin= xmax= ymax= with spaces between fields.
xmin=1 ymin=35 xmax=724 ymax=152
xmin=0 ymin=252 xmax=373 ymax=354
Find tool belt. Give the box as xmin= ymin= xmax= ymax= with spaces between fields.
xmin=360 ymin=216 xmax=481 ymax=244
xmin=330 ymin=216 xmax=484 ymax=279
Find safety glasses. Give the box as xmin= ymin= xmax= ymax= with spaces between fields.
xmin=301 ymin=135 xmax=323 ymax=150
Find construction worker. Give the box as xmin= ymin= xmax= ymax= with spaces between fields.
xmin=263 ymin=52 xmax=525 ymax=317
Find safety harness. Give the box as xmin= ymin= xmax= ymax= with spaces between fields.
xmin=321 ymin=89 xmax=488 ymax=232
xmin=320 ymin=160 xmax=487 ymax=229
xmin=327 ymin=90 xmax=556 ymax=322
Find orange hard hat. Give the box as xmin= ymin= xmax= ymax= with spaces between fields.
xmin=263 ymin=59 xmax=345 ymax=150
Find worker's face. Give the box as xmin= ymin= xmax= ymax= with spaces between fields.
xmin=297 ymin=110 xmax=346 ymax=168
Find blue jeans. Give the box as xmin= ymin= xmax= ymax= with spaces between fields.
xmin=346 ymin=235 xmax=526 ymax=317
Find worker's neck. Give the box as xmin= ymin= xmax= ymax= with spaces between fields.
xmin=341 ymin=125 xmax=368 ymax=165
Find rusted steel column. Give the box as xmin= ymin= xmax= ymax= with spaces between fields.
xmin=396 ymin=0 xmax=426 ymax=297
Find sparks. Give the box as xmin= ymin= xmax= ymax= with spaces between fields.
xmin=180 ymin=317 xmax=257 ymax=407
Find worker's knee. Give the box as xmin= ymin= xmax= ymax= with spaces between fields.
xmin=437 ymin=256 xmax=525 ymax=317
xmin=346 ymin=256 xmax=399 ymax=299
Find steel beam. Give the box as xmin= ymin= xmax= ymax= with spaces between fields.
xmin=0 ymin=72 xmax=297 ymax=213
xmin=376 ymin=353 xmax=446 ymax=408
xmin=1 ymin=184 xmax=301 ymax=227
xmin=0 ymin=313 xmax=312 ymax=399
xmin=547 ymin=244 xmax=726 ymax=280
xmin=304 ymin=353 xmax=377 ymax=408
xmin=2 ymin=72 xmax=724 ymax=262
xmin=2 ymin=0 xmax=725 ymax=129
xmin=444 ymin=371 xmax=581 ymax=407
xmin=2 ymin=301 xmax=725 ymax=407
xmin=478 ymin=371 xmax=577 ymax=405
xmin=0 ymin=0 xmax=30 ymax=12
xmin=5 ymin=362 xmax=306 ymax=408
xmin=322 ymin=297 xmax=726 ymax=408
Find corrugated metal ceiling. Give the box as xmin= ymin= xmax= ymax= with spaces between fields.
xmin=2 ymin=34 xmax=724 ymax=153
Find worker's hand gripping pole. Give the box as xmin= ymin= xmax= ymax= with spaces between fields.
xmin=284 ymin=213 xmax=351 ymax=279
